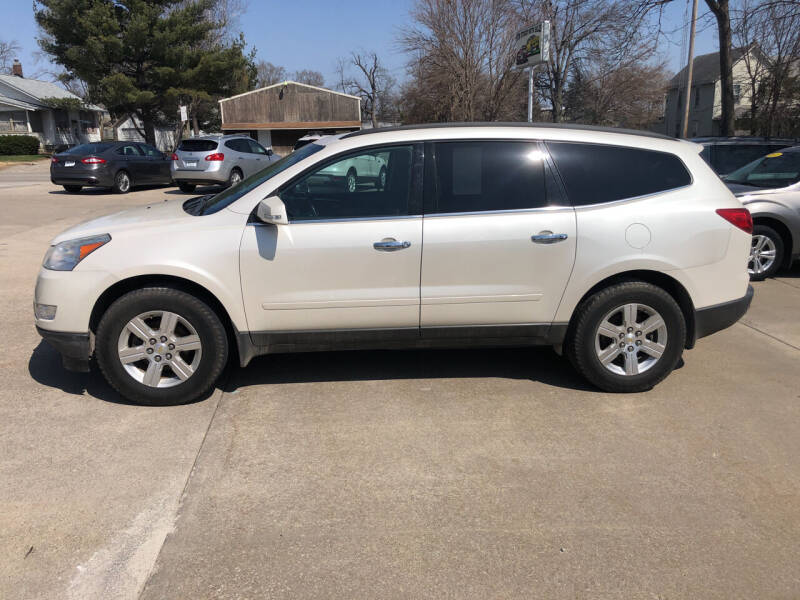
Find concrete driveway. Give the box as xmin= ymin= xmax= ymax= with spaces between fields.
xmin=2 ymin=161 xmax=799 ymax=599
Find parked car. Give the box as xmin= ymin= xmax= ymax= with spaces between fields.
xmin=50 ymin=141 xmax=172 ymax=194
xmin=316 ymin=151 xmax=388 ymax=192
xmin=722 ymin=146 xmax=800 ymax=279
xmin=694 ymin=137 xmax=798 ymax=176
xmin=35 ymin=123 xmax=753 ymax=405
xmin=171 ymin=134 xmax=278 ymax=193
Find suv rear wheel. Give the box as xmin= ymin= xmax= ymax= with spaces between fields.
xmin=567 ymin=281 xmax=686 ymax=393
xmin=95 ymin=287 xmax=228 ymax=405
xmin=749 ymin=224 xmax=783 ymax=280
xmin=227 ymin=168 xmax=243 ymax=188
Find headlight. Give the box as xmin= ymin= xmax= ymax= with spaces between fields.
xmin=43 ymin=234 xmax=111 ymax=271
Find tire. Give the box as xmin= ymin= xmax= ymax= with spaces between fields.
xmin=63 ymin=185 xmax=82 ymax=193
xmin=95 ymin=287 xmax=228 ymax=406
xmin=566 ymin=281 xmax=686 ymax=393
xmin=112 ymin=170 xmax=131 ymax=194
xmin=178 ymin=182 xmax=196 ymax=193
xmin=345 ymin=168 xmax=357 ymax=193
xmin=749 ymin=224 xmax=784 ymax=281
xmin=227 ymin=168 xmax=243 ymax=188
xmin=377 ymin=166 xmax=387 ymax=190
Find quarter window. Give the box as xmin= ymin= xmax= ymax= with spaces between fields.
xmin=546 ymin=142 xmax=691 ymax=205
xmin=281 ymin=145 xmax=414 ymax=221
xmin=429 ymin=141 xmax=549 ymax=214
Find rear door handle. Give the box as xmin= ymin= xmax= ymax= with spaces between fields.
xmin=373 ymin=238 xmax=411 ymax=251
xmin=531 ymin=231 xmax=569 ymax=244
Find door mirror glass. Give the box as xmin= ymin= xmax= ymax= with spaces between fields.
xmin=257 ymin=196 xmax=288 ymax=225
xmin=266 ymin=148 xmax=273 ymax=156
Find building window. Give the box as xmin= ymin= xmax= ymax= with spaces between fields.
xmin=694 ymin=87 xmax=700 ymax=107
xmin=0 ymin=110 xmax=28 ymax=133
xmin=733 ymin=84 xmax=742 ymax=102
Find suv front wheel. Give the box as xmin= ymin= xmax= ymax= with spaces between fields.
xmin=567 ymin=282 xmax=686 ymax=393
xmin=95 ymin=287 xmax=228 ymax=405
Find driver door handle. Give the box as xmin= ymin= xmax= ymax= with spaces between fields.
xmin=531 ymin=231 xmax=569 ymax=244
xmin=373 ymin=238 xmax=411 ymax=251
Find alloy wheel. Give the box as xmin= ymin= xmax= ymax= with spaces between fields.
xmin=594 ymin=303 xmax=667 ymax=376
xmin=748 ymin=234 xmax=776 ymax=276
xmin=117 ymin=172 xmax=130 ymax=192
xmin=117 ymin=310 xmax=202 ymax=388
xmin=347 ymin=172 xmax=357 ymax=193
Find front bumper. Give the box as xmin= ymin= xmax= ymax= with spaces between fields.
xmin=694 ymin=285 xmax=754 ymax=341
xmin=37 ymin=326 xmax=91 ymax=372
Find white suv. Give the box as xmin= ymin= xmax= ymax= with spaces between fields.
xmin=34 ymin=124 xmax=753 ymax=405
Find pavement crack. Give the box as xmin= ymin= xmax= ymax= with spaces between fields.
xmin=739 ymin=320 xmax=800 ymax=352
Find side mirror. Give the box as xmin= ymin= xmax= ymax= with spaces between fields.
xmin=256 ymin=196 xmax=288 ymax=225
xmin=266 ymin=148 xmax=273 ymax=156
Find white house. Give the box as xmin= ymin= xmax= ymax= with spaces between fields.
xmin=0 ymin=61 xmax=106 ymax=151
xmin=109 ymin=114 xmax=178 ymax=152
xmin=664 ymin=47 xmax=766 ymax=138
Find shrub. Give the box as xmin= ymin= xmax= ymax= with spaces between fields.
xmin=0 ymin=135 xmax=41 ymax=155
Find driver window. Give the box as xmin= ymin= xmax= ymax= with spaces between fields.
xmin=280 ymin=145 xmax=413 ymax=221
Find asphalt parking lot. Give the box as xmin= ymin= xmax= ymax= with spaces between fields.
xmin=1 ymin=160 xmax=799 ymax=599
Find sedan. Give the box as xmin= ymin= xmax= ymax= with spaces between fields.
xmin=50 ymin=141 xmax=173 ymax=194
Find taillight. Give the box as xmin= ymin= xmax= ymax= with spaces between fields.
xmin=716 ymin=208 xmax=753 ymax=234
xmin=170 ymin=153 xmax=178 ymax=161
xmin=205 ymin=153 xmax=224 ymax=161
xmin=51 ymin=156 xmax=59 ymax=163
xmin=81 ymin=156 xmax=106 ymax=164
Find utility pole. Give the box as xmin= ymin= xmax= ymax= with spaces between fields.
xmin=528 ymin=67 xmax=534 ymax=123
xmin=681 ymin=0 xmax=699 ymax=138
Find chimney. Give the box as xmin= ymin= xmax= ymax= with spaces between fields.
xmin=12 ymin=59 xmax=23 ymax=78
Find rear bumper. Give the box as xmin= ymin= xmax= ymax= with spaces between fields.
xmin=171 ymin=166 xmax=227 ymax=185
xmin=51 ymin=166 xmax=114 ymax=187
xmin=694 ymin=285 xmax=753 ymax=341
xmin=36 ymin=326 xmax=91 ymax=372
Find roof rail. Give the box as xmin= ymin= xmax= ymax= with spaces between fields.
xmin=342 ymin=122 xmax=676 ymax=142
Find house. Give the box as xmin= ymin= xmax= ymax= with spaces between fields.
xmin=664 ymin=47 xmax=766 ymax=138
xmin=108 ymin=114 xmax=178 ymax=152
xmin=0 ymin=60 xmax=106 ymax=152
xmin=219 ymin=81 xmax=361 ymax=155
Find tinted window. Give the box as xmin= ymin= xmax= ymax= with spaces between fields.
xmin=178 ymin=139 xmax=218 ymax=152
xmin=197 ymin=143 xmax=324 ymax=215
xmin=115 ymin=144 xmax=143 ymax=156
xmin=713 ymin=144 xmax=777 ymax=175
xmin=724 ymin=150 xmax=800 ymax=189
xmin=62 ymin=143 xmax=113 ymax=155
xmin=547 ymin=142 xmax=691 ymax=205
xmin=430 ymin=141 xmax=548 ymax=214
xmin=138 ymin=143 xmax=162 ymax=157
xmin=281 ymin=145 xmax=414 ymax=221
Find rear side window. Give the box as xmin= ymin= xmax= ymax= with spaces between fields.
xmin=430 ymin=141 xmax=548 ymax=213
xmin=178 ymin=139 xmax=218 ymax=152
xmin=225 ymin=139 xmax=250 ymax=152
xmin=115 ymin=144 xmax=142 ymax=156
xmin=547 ymin=142 xmax=691 ymax=205
xmin=713 ymin=144 xmax=776 ymax=175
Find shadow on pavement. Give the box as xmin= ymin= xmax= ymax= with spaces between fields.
xmin=163 ymin=185 xmax=223 ymax=195
xmin=47 ymin=184 xmax=174 ymax=195
xmin=28 ymin=340 xmax=135 ymax=405
xmin=227 ymin=346 xmax=594 ymax=393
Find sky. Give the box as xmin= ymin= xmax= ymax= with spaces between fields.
xmin=5 ymin=0 xmax=723 ymax=88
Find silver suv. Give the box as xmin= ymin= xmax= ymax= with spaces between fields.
xmin=171 ymin=134 xmax=279 ymax=193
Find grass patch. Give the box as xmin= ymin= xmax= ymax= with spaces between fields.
xmin=0 ymin=155 xmax=50 ymax=162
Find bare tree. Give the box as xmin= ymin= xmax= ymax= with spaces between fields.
xmin=399 ymin=0 xmax=523 ymax=122
xmin=337 ymin=51 xmax=396 ymax=127
xmin=704 ymin=0 xmax=735 ymax=135
xmin=733 ymin=0 xmax=800 ymax=136
xmin=514 ymin=0 xmax=663 ymax=123
xmin=293 ymin=69 xmax=325 ymax=87
xmin=256 ymin=61 xmax=287 ymax=86
xmin=0 ymin=38 xmax=21 ymax=74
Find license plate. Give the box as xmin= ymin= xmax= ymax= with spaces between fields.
xmin=185 ymin=161 xmax=197 ymax=167
xmin=64 ymin=161 xmax=75 ymax=167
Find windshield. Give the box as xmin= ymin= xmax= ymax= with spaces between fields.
xmin=61 ymin=143 xmax=114 ymax=155
xmin=197 ymin=143 xmax=324 ymax=215
xmin=724 ymin=151 xmax=800 ymax=188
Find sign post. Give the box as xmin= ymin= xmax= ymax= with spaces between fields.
xmin=513 ymin=21 xmax=550 ymax=123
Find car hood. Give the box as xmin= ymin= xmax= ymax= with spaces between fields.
xmin=51 ymin=198 xmax=192 ymax=244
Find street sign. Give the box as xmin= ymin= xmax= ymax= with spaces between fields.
xmin=513 ymin=21 xmax=550 ymax=69
xmin=179 ymin=105 xmax=188 ymax=122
